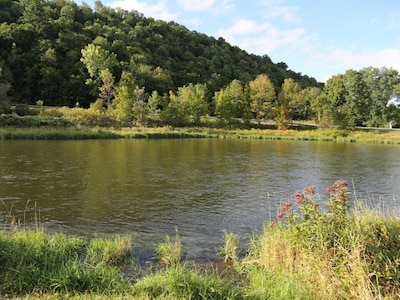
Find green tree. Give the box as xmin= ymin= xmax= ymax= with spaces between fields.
xmin=132 ymin=88 xmax=149 ymax=126
xmin=112 ymin=71 xmax=137 ymax=124
xmin=249 ymin=74 xmax=275 ymax=122
xmin=361 ymin=67 xmax=400 ymax=127
xmin=97 ymin=68 xmax=115 ymax=110
xmin=275 ymin=78 xmax=303 ymax=129
xmin=322 ymin=71 xmax=371 ymax=129
xmin=175 ymin=83 xmax=209 ymax=125
xmin=215 ymin=79 xmax=244 ymax=123
xmin=302 ymin=87 xmax=323 ymax=121
xmin=81 ymin=44 xmax=118 ymax=96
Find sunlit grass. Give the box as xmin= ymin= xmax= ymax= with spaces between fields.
xmin=2 ymin=181 xmax=400 ymax=299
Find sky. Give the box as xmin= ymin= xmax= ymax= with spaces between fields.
xmin=75 ymin=0 xmax=400 ymax=83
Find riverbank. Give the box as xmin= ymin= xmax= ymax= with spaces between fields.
xmin=2 ymin=180 xmax=400 ymax=299
xmin=2 ymin=126 xmax=400 ymax=144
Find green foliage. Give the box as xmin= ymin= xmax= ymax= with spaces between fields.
xmin=249 ymin=74 xmax=276 ymax=122
xmin=215 ymin=79 xmax=244 ymax=123
xmin=0 ymin=0 xmax=320 ymax=108
xmin=0 ymin=230 xmax=133 ymax=295
xmin=133 ymin=264 xmax=240 ymax=299
xmin=156 ymin=230 xmax=182 ymax=267
xmin=0 ymin=114 xmax=71 ymax=127
xmin=160 ymin=84 xmax=209 ymax=126
xmin=241 ymin=180 xmax=400 ymax=299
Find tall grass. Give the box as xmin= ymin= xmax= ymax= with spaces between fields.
xmin=238 ymin=181 xmax=400 ymax=299
xmin=2 ymin=182 xmax=400 ymax=299
xmin=0 ymin=127 xmax=121 ymax=140
xmin=0 ymin=229 xmax=134 ymax=297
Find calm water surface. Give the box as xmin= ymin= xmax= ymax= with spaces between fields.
xmin=1 ymin=139 xmax=399 ymax=261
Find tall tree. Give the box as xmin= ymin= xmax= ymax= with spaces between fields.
xmin=80 ymin=43 xmax=118 ymax=96
xmin=249 ymin=74 xmax=275 ymax=122
xmin=274 ymin=78 xmax=303 ymax=129
xmin=215 ymin=79 xmax=244 ymax=123
xmin=112 ymin=70 xmax=137 ymax=124
xmin=361 ymin=67 xmax=400 ymax=127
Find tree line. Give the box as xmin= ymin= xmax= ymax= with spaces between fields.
xmin=0 ymin=0 xmax=399 ymax=129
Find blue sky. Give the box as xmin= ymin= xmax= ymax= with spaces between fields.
xmin=76 ymin=0 xmax=400 ymax=82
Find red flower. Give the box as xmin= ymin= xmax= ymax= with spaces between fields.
xmin=269 ymin=221 xmax=276 ymax=229
xmin=294 ymin=192 xmax=306 ymax=205
xmin=303 ymin=186 xmax=317 ymax=195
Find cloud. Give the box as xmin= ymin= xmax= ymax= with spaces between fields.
xmin=306 ymin=46 xmax=400 ymax=82
xmin=256 ymin=0 xmax=301 ymax=23
xmin=218 ymin=19 xmax=310 ymax=54
xmin=109 ymin=0 xmax=178 ymax=21
xmin=176 ymin=0 xmax=233 ymax=13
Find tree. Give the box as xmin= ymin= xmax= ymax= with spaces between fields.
xmin=322 ymin=70 xmax=371 ymax=129
xmin=97 ymin=68 xmax=115 ymax=110
xmin=176 ymin=83 xmax=209 ymax=125
xmin=361 ymin=67 xmax=400 ymax=127
xmin=215 ymin=79 xmax=244 ymax=123
xmin=112 ymin=70 xmax=137 ymax=124
xmin=249 ymin=74 xmax=275 ymax=122
xmin=303 ymin=87 xmax=323 ymax=122
xmin=132 ymin=88 xmax=149 ymax=126
xmin=274 ymin=78 xmax=304 ymax=129
xmin=80 ymin=44 xmax=118 ymax=96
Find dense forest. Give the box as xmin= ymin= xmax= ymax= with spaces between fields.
xmin=0 ymin=0 xmax=320 ymax=106
xmin=0 ymin=0 xmax=400 ymax=129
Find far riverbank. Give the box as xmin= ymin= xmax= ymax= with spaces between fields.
xmin=1 ymin=126 xmax=400 ymax=144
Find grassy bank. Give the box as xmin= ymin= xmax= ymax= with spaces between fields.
xmin=1 ymin=125 xmax=400 ymax=144
xmin=0 ymin=127 xmax=121 ymax=140
xmin=2 ymin=181 xmax=400 ymax=299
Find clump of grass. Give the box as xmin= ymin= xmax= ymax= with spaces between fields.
xmin=219 ymin=231 xmax=240 ymax=268
xmin=132 ymin=263 xmax=241 ymax=299
xmin=156 ymin=230 xmax=182 ymax=267
xmin=0 ymin=229 xmax=134 ymax=297
xmin=239 ymin=180 xmax=400 ymax=299
xmin=85 ymin=235 xmax=133 ymax=267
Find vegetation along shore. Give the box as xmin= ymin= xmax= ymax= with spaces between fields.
xmin=2 ymin=180 xmax=400 ymax=299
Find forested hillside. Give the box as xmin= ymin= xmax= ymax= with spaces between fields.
xmin=1 ymin=0 xmax=400 ymax=130
xmin=0 ymin=0 xmax=321 ymax=108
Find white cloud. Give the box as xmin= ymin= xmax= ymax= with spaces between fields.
xmin=109 ymin=0 xmax=178 ymax=21
xmin=176 ymin=0 xmax=233 ymax=12
xmin=256 ymin=0 xmax=301 ymax=23
xmin=218 ymin=19 xmax=310 ymax=54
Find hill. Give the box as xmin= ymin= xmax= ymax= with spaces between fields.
xmin=0 ymin=0 xmax=322 ymax=108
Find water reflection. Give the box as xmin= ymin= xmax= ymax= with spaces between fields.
xmin=0 ymin=139 xmax=399 ymax=260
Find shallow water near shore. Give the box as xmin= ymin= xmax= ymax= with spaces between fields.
xmin=1 ymin=138 xmax=400 ymax=263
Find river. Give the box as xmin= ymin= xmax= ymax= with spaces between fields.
xmin=1 ymin=138 xmax=399 ymax=262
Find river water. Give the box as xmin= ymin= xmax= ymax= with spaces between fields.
xmin=1 ymin=138 xmax=399 ymax=262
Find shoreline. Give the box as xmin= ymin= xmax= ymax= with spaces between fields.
xmin=1 ymin=126 xmax=400 ymax=144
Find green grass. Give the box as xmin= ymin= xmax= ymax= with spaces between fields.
xmin=0 ymin=127 xmax=121 ymax=140
xmin=2 ymin=181 xmax=400 ymax=299
xmin=0 ymin=230 xmax=134 ymax=298
xmin=237 ymin=181 xmax=400 ymax=299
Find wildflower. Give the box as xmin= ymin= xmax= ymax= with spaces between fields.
xmin=282 ymin=201 xmax=293 ymax=211
xmin=303 ymin=186 xmax=317 ymax=195
xmin=333 ymin=180 xmax=348 ymax=188
xmin=269 ymin=221 xmax=275 ymax=229
xmin=277 ymin=213 xmax=284 ymax=220
xmin=325 ymin=187 xmax=334 ymax=194
xmin=294 ymin=191 xmax=306 ymax=205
